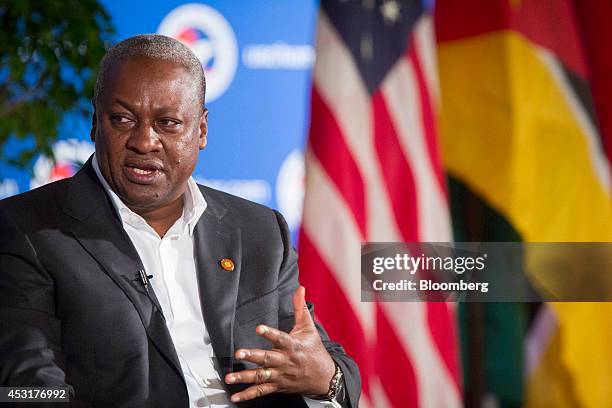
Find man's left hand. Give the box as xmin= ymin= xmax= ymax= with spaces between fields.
xmin=225 ymin=286 xmax=336 ymax=403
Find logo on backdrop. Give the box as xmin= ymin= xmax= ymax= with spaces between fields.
xmin=276 ymin=149 xmax=304 ymax=232
xmin=30 ymin=139 xmax=94 ymax=190
xmin=242 ymin=43 xmax=315 ymax=70
xmin=157 ymin=3 xmax=238 ymax=103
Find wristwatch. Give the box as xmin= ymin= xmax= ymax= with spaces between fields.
xmin=312 ymin=360 xmax=345 ymax=403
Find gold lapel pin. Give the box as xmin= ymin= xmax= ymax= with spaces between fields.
xmin=220 ymin=258 xmax=235 ymax=271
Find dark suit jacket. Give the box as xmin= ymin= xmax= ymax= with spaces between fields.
xmin=0 ymin=160 xmax=360 ymax=407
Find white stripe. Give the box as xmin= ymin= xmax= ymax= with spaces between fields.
xmin=313 ymin=12 xmax=401 ymax=242
xmin=537 ymin=48 xmax=612 ymax=195
xmin=525 ymin=304 xmax=558 ymax=376
xmin=369 ymin=376 xmax=392 ymax=408
xmin=414 ymin=15 xmax=440 ymax=106
xmin=302 ymin=150 xmax=375 ymax=334
xmin=381 ymin=302 xmax=463 ymax=408
xmin=358 ymin=394 xmax=373 ymax=408
xmin=382 ymin=57 xmax=453 ymax=242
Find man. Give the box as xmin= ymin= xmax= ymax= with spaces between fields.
xmin=0 ymin=35 xmax=360 ymax=407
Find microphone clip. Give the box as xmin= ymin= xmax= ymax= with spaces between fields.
xmin=137 ymin=269 xmax=153 ymax=293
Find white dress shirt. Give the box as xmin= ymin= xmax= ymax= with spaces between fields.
xmin=92 ymin=157 xmax=339 ymax=408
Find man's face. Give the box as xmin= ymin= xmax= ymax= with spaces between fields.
xmin=91 ymin=57 xmax=207 ymax=213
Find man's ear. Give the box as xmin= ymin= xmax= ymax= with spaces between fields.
xmin=90 ymin=106 xmax=97 ymax=143
xmin=199 ymin=108 xmax=208 ymax=150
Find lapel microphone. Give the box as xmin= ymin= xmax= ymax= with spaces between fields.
xmin=135 ymin=269 xmax=165 ymax=321
xmin=137 ymin=269 xmax=153 ymax=293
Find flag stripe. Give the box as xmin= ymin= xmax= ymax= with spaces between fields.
xmin=525 ymin=305 xmax=557 ymax=376
xmin=298 ymin=230 xmax=372 ymax=394
xmin=425 ymin=302 xmax=462 ymax=391
xmin=409 ymin=42 xmax=448 ymax=199
xmin=381 ymin=302 xmax=462 ymax=408
xmin=536 ymin=48 xmax=611 ymax=193
xmin=372 ymin=91 xmax=420 ymax=241
xmin=300 ymin=150 xmax=374 ymax=331
xmin=381 ymin=56 xmax=452 ymax=241
xmin=435 ymin=0 xmax=588 ymax=77
xmin=414 ymin=16 xmax=440 ymax=106
xmin=309 ymin=87 xmax=368 ymax=236
xmin=376 ymin=304 xmax=420 ymax=408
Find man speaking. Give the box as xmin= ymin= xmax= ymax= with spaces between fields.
xmin=0 ymin=35 xmax=360 ymax=407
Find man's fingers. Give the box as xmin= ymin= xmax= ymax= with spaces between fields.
xmin=230 ymin=382 xmax=278 ymax=403
xmin=234 ymin=348 xmax=286 ymax=366
xmin=253 ymin=325 xmax=294 ymax=350
xmin=292 ymin=286 xmax=314 ymax=330
xmin=225 ymin=367 xmax=277 ymax=385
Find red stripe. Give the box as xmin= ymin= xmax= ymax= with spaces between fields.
xmin=425 ymin=302 xmax=462 ymax=395
xmin=573 ymin=0 xmax=612 ymax=164
xmin=298 ymin=230 xmax=371 ymax=397
xmin=435 ymin=0 xmax=588 ymax=77
xmin=308 ymin=87 xmax=367 ymax=237
xmin=372 ymin=91 xmax=420 ymax=241
xmin=376 ymin=304 xmax=419 ymax=408
xmin=408 ymin=42 xmax=449 ymax=200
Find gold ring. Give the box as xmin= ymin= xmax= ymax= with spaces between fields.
xmin=264 ymin=369 xmax=272 ymax=381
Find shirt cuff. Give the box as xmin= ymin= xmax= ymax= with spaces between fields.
xmin=303 ymin=395 xmax=342 ymax=408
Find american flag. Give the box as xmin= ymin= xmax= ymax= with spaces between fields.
xmin=299 ymin=0 xmax=462 ymax=406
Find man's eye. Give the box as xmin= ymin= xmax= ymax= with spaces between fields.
xmin=111 ymin=115 xmax=131 ymax=124
xmin=159 ymin=119 xmax=180 ymax=127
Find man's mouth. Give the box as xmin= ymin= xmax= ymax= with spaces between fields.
xmin=131 ymin=167 xmax=155 ymax=176
xmin=123 ymin=163 xmax=163 ymax=184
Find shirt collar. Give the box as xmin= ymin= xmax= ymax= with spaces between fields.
xmin=92 ymin=154 xmax=207 ymax=236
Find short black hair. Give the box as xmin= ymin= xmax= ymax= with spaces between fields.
xmin=94 ymin=34 xmax=206 ymax=108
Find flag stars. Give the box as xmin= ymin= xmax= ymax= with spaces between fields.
xmin=360 ymin=32 xmax=373 ymax=62
xmin=362 ymin=0 xmax=375 ymax=10
xmin=380 ymin=0 xmax=402 ymax=24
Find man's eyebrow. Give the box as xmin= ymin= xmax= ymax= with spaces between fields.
xmin=110 ymin=97 xmax=187 ymax=116
xmin=111 ymin=98 xmax=138 ymax=112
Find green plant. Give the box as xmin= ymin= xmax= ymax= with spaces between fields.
xmin=0 ymin=0 xmax=114 ymax=169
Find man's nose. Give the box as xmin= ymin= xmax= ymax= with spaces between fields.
xmin=127 ymin=123 xmax=162 ymax=153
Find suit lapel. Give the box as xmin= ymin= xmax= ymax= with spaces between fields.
xmin=63 ymin=160 xmax=184 ymax=380
xmin=193 ymin=192 xmax=242 ymax=376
